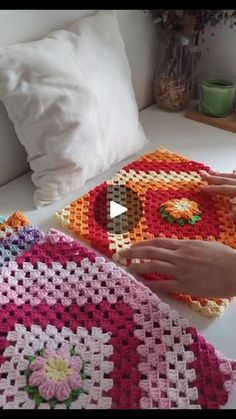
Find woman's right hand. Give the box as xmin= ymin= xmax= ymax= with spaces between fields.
xmin=119 ymin=239 xmax=236 ymax=298
xmin=200 ymin=169 xmax=236 ymax=220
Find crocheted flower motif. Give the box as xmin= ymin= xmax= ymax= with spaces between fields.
xmin=160 ymin=198 xmax=201 ymax=225
xmin=24 ymin=347 xmax=86 ymax=406
xmin=0 ymin=324 xmax=113 ymax=409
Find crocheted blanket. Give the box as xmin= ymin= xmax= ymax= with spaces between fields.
xmin=0 ymin=212 xmax=235 ymax=409
xmin=55 ymin=148 xmax=236 ymax=318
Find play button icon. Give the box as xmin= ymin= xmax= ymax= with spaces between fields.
xmin=93 ymin=184 xmax=143 ymax=234
xmin=110 ymin=201 xmax=128 ymax=219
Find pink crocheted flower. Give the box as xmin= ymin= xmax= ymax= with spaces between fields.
xmin=28 ymin=348 xmax=83 ymax=402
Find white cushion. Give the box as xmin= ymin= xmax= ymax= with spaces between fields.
xmin=0 ymin=10 xmax=146 ymax=208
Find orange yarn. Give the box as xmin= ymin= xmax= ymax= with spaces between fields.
xmin=6 ymin=211 xmax=30 ymax=228
xmin=0 ymin=212 xmax=30 ymax=237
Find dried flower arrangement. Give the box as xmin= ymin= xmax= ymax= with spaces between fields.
xmin=147 ymin=10 xmax=236 ymax=111
xmin=149 ymin=10 xmax=236 ymax=43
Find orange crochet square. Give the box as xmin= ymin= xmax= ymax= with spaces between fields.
xmin=55 ymin=148 xmax=236 ymax=317
xmin=0 ymin=212 xmax=30 ymax=239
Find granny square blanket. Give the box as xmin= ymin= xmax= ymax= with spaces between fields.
xmin=0 ymin=212 xmax=235 ymax=409
xmin=55 ymin=148 xmax=236 ymax=318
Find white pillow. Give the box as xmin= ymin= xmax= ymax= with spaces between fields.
xmin=0 ymin=11 xmax=146 ymax=208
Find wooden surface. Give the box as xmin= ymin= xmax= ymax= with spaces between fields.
xmin=185 ymin=107 xmax=236 ymax=133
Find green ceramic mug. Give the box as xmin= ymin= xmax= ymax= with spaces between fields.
xmin=199 ymin=79 xmax=236 ymax=118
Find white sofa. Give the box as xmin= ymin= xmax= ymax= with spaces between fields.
xmin=0 ymin=10 xmax=236 ymax=408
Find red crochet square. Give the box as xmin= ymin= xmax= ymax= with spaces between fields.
xmin=55 ymin=148 xmax=236 ymax=317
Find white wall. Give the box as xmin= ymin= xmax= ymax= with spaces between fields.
xmin=0 ymin=10 xmax=157 ymax=111
xmin=117 ymin=10 xmax=158 ymax=110
xmin=197 ymin=22 xmax=236 ymax=83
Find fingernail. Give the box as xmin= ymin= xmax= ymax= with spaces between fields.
xmin=199 ymin=170 xmax=210 ymax=177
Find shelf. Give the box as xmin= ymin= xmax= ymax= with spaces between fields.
xmin=185 ymin=106 xmax=236 ymax=134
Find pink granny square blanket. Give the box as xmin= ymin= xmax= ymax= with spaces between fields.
xmin=0 ymin=212 xmax=235 ymax=409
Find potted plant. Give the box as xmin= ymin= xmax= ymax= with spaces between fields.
xmin=148 ymin=10 xmax=236 ymax=112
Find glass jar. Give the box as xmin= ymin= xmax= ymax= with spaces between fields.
xmin=199 ymin=79 xmax=236 ymax=117
xmin=154 ymin=31 xmax=200 ymax=112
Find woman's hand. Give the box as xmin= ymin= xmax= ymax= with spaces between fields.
xmin=119 ymin=239 xmax=236 ymax=298
xmin=200 ymin=169 xmax=236 ymax=219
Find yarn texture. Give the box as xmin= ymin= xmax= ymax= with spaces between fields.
xmin=0 ymin=212 xmax=235 ymax=409
xmin=55 ymin=148 xmax=236 ymax=317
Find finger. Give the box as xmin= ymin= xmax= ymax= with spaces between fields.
xmin=213 ymin=173 xmax=236 ymax=179
xmin=200 ymin=169 xmax=236 ymax=179
xmin=231 ymin=201 xmax=236 ymax=211
xmin=201 ymin=185 xmax=236 ymax=197
xmin=145 ymin=279 xmax=179 ymax=294
xmin=124 ymin=238 xmax=180 ymax=250
xmin=200 ymin=173 xmax=236 ymax=185
xmin=208 ymin=169 xmax=220 ymax=175
xmin=199 ymin=169 xmax=216 ymax=177
xmin=229 ymin=210 xmax=236 ymax=220
xmin=210 ymin=170 xmax=236 ymax=178
xmin=128 ymin=260 xmax=177 ymax=276
xmin=119 ymin=246 xmax=177 ymax=264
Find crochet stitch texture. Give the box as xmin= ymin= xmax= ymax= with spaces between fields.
xmin=0 ymin=212 xmax=236 ymax=409
xmin=55 ymin=148 xmax=236 ymax=317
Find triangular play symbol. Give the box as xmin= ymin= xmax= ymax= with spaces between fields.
xmin=110 ymin=201 xmax=128 ymax=219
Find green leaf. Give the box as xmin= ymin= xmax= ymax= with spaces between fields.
xmin=188 ymin=215 xmax=201 ymax=224
xmin=24 ymin=369 xmax=31 ymax=377
xmin=24 ymin=385 xmax=38 ymax=395
xmin=34 ymin=393 xmax=44 ymax=405
xmin=71 ymin=388 xmax=84 ymax=397
xmin=27 ymin=355 xmax=35 ymax=363
xmin=70 ymin=346 xmax=78 ymax=356
xmin=65 ymin=399 xmax=72 ymax=408
xmin=161 ymin=213 xmax=169 ymax=219
xmin=167 ymin=216 xmax=175 ymax=224
xmin=29 ymin=388 xmax=38 ymax=395
xmin=177 ymin=218 xmax=185 ymax=226
xmin=188 ymin=218 xmax=196 ymax=224
xmin=48 ymin=399 xmax=58 ymax=409
xmin=80 ymin=372 xmax=87 ymax=380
